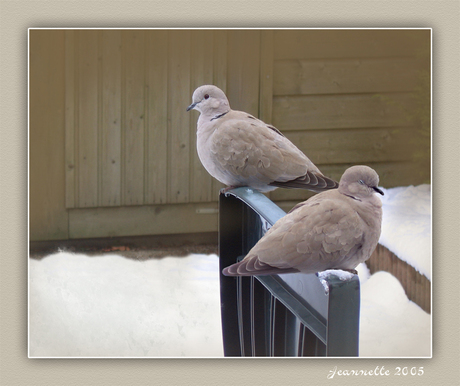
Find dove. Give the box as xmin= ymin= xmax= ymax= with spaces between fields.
xmin=222 ymin=165 xmax=384 ymax=276
xmin=186 ymin=85 xmax=338 ymax=193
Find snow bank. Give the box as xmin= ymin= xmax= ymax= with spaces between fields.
xmin=378 ymin=184 xmax=431 ymax=280
xmin=359 ymin=271 xmax=431 ymax=357
xmin=29 ymin=252 xmax=224 ymax=357
xmin=29 ymin=251 xmax=430 ymax=358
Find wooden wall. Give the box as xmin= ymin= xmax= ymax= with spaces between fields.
xmin=64 ymin=30 xmax=224 ymax=209
xmin=269 ymin=29 xmax=430 ymax=204
xmin=29 ymin=29 xmax=430 ymax=241
xmin=29 ymin=30 xmax=68 ymax=241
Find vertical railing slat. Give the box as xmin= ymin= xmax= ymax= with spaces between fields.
xmin=219 ymin=193 xmax=244 ymax=356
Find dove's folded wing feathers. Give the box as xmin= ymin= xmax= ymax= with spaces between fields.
xmin=221 ymin=165 xmax=383 ymax=277
xmin=208 ymin=111 xmax=317 ymax=185
xmin=239 ymin=192 xmax=365 ymax=274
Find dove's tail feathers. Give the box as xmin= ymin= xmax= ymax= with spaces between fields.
xmin=222 ymin=256 xmax=300 ymax=277
xmin=269 ymin=171 xmax=339 ymax=192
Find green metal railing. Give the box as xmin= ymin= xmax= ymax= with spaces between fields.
xmin=219 ymin=187 xmax=360 ymax=357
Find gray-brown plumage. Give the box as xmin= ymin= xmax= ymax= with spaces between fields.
xmin=222 ymin=165 xmax=384 ymax=276
xmin=187 ymin=85 xmax=338 ymax=193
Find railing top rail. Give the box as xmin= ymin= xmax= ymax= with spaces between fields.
xmin=224 ymin=187 xmax=286 ymax=227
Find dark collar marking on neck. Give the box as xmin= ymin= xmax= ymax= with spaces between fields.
xmin=344 ymin=194 xmax=362 ymax=202
xmin=211 ymin=111 xmax=229 ymax=121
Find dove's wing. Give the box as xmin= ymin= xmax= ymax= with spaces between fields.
xmin=208 ymin=111 xmax=337 ymax=191
xmin=222 ymin=192 xmax=365 ymax=276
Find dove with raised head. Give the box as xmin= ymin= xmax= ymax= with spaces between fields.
xmin=187 ymin=85 xmax=338 ymax=193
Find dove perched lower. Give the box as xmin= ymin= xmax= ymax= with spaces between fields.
xmin=187 ymin=85 xmax=338 ymax=193
xmin=222 ymin=165 xmax=384 ymax=276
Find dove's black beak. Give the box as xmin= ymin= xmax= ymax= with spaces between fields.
xmin=373 ymin=186 xmax=384 ymax=195
xmin=186 ymin=102 xmax=197 ymax=112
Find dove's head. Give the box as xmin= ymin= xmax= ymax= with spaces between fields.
xmin=187 ymin=85 xmax=230 ymax=116
xmin=338 ymin=165 xmax=384 ymax=200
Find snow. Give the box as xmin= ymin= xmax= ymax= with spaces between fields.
xmin=29 ymin=184 xmax=431 ymax=358
xmin=317 ymin=269 xmax=356 ymax=282
xmin=359 ymin=271 xmax=431 ymax=357
xmin=378 ymin=184 xmax=431 ymax=280
xmin=317 ymin=269 xmax=356 ymax=294
xmin=29 ymin=253 xmax=223 ymax=357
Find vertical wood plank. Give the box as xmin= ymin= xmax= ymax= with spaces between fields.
xmin=259 ymin=30 xmax=275 ymax=201
xmin=78 ymin=30 xmax=98 ymax=208
xmin=213 ymin=30 xmax=227 ymax=92
xmin=190 ymin=30 xmax=214 ymax=202
xmin=227 ymin=30 xmax=261 ymax=116
xmin=168 ymin=30 xmax=191 ymax=203
xmin=101 ymin=30 xmax=122 ymax=206
xmin=212 ymin=30 xmax=228 ymax=194
xmin=29 ymin=30 xmax=69 ymax=240
xmin=65 ymin=30 xmax=76 ymax=208
xmin=259 ymin=30 xmax=274 ymax=124
xmin=146 ymin=30 xmax=168 ymax=204
xmin=123 ymin=30 xmax=145 ymax=205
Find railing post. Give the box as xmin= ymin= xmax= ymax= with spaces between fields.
xmin=325 ymin=275 xmax=360 ymax=356
xmin=218 ymin=192 xmax=243 ymax=356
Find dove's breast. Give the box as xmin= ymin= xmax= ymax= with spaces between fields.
xmin=196 ymin=123 xmax=237 ymax=186
xmin=196 ymin=123 xmax=278 ymax=192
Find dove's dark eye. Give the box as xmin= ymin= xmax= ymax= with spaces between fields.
xmin=358 ymin=180 xmax=365 ymax=185
xmin=204 ymin=94 xmax=210 ymax=100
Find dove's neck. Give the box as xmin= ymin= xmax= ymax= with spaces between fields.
xmin=210 ymin=111 xmax=229 ymax=121
xmin=197 ymin=108 xmax=231 ymax=132
xmin=351 ymin=194 xmax=383 ymax=229
xmin=342 ymin=191 xmax=382 ymax=207
xmin=198 ymin=98 xmax=230 ymax=119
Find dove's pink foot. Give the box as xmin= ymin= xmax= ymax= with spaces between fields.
xmin=220 ymin=186 xmax=237 ymax=194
